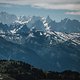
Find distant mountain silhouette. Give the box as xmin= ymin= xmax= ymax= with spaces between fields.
xmin=49 ymin=18 xmax=80 ymax=33
xmin=0 ymin=12 xmax=17 ymax=25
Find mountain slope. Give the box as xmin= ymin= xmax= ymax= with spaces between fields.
xmin=0 ymin=28 xmax=80 ymax=71
xmin=0 ymin=36 xmax=50 ymax=70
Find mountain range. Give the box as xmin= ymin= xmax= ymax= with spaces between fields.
xmin=0 ymin=12 xmax=80 ymax=72
xmin=0 ymin=12 xmax=80 ymax=33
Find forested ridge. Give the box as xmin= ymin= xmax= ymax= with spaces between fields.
xmin=0 ymin=60 xmax=80 ymax=80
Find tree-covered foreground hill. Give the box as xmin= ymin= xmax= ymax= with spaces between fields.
xmin=0 ymin=60 xmax=80 ymax=80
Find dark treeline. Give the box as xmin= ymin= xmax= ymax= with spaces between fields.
xmin=0 ymin=60 xmax=80 ymax=80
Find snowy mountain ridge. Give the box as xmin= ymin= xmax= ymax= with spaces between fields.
xmin=0 ymin=12 xmax=80 ymax=45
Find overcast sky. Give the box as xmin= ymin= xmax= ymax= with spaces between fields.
xmin=0 ymin=0 xmax=80 ymax=21
xmin=0 ymin=0 xmax=80 ymax=10
xmin=0 ymin=0 xmax=80 ymax=3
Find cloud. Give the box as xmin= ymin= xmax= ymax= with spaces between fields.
xmin=65 ymin=11 xmax=80 ymax=15
xmin=0 ymin=0 xmax=80 ymax=4
xmin=33 ymin=3 xmax=80 ymax=10
xmin=0 ymin=0 xmax=80 ymax=10
xmin=0 ymin=3 xmax=13 ymax=8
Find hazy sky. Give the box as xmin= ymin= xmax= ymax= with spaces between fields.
xmin=0 ymin=0 xmax=80 ymax=21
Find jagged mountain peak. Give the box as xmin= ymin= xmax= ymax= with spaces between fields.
xmin=18 ymin=16 xmax=31 ymax=22
xmin=0 ymin=12 xmax=80 ymax=33
xmin=46 ymin=15 xmax=52 ymax=23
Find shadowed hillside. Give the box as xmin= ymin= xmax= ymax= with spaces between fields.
xmin=0 ymin=60 xmax=80 ymax=80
